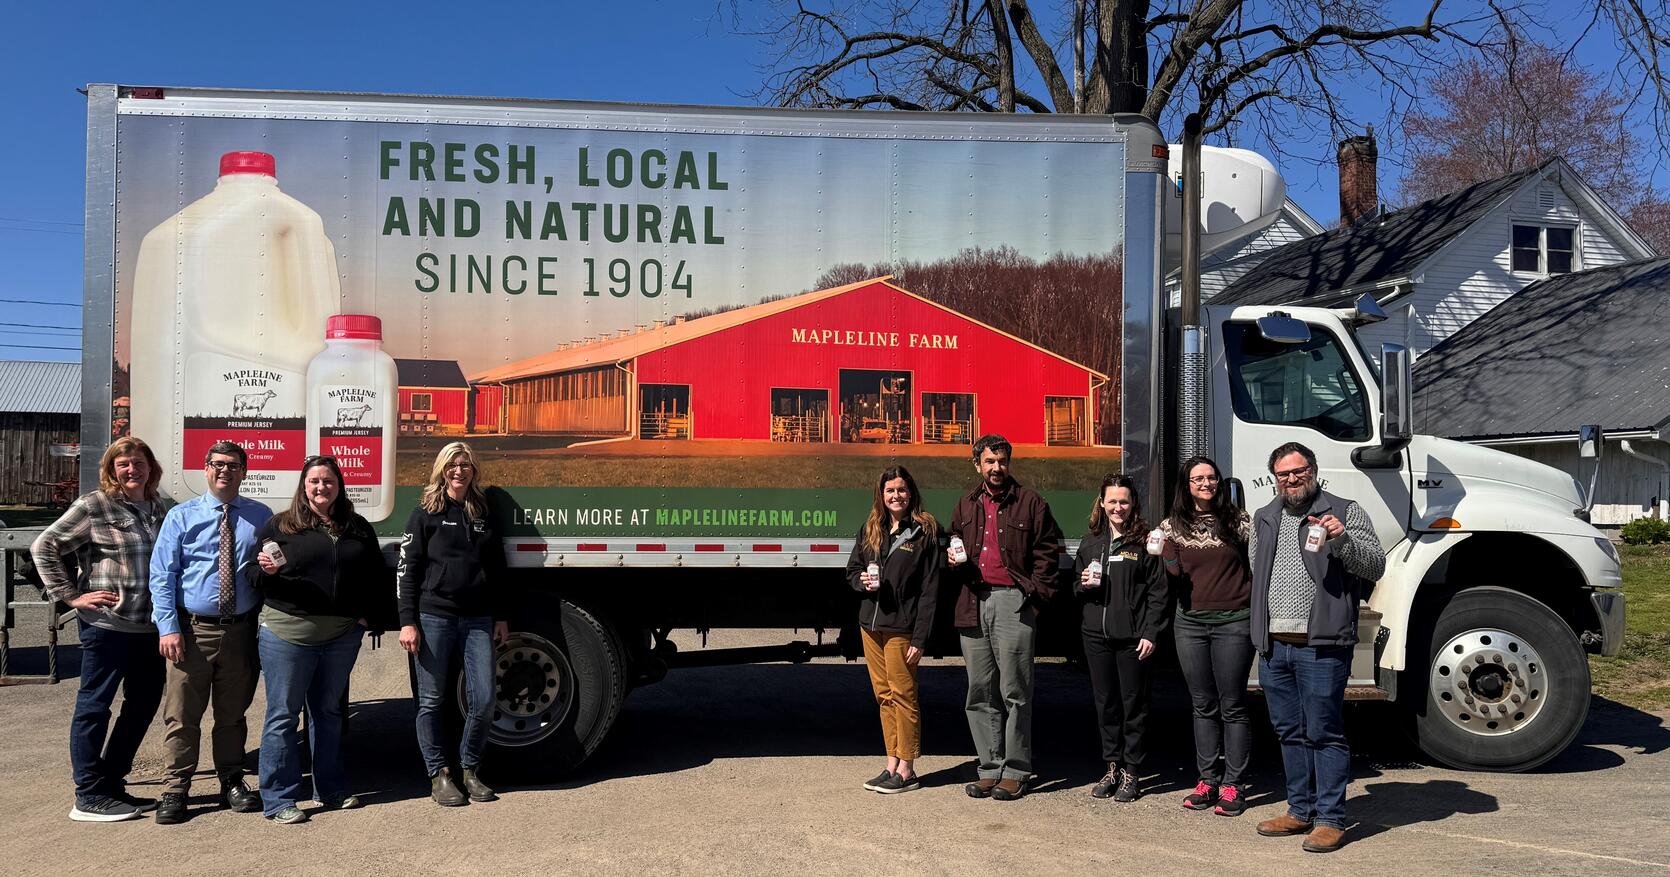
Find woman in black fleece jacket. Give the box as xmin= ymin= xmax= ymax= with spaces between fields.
xmin=253 ymin=456 xmax=394 ymax=822
xmin=845 ymin=465 xmax=940 ymax=795
xmin=1073 ymin=473 xmax=1167 ymax=804
xmin=396 ymin=442 xmax=507 ymax=807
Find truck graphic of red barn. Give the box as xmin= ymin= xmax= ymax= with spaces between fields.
xmin=470 ymin=277 xmax=1106 ymax=446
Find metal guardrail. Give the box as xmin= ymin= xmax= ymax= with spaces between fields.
xmin=1 ymin=527 xmax=63 ymax=685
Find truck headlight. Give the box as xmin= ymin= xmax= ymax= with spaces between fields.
xmin=1594 ymin=536 xmax=1619 ymax=565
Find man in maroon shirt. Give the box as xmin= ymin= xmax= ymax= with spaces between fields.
xmin=945 ymin=435 xmax=1063 ymax=800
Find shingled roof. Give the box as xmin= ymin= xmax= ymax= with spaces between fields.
xmin=394 ymin=359 xmax=469 ymax=389
xmin=1413 ymin=256 xmax=1670 ymax=440
xmin=1212 ymin=163 xmax=1550 ymax=308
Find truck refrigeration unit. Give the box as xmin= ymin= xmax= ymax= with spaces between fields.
xmin=50 ymin=84 xmax=1622 ymax=774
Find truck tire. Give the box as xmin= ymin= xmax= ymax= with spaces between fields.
xmin=1410 ymin=586 xmax=1590 ymax=772
xmin=477 ymin=599 xmax=626 ymax=779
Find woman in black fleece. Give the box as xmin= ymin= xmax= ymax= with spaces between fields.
xmin=1074 ymin=473 xmax=1167 ymax=803
xmin=845 ymin=465 xmax=940 ymax=794
xmin=396 ymin=442 xmax=507 ymax=807
xmin=253 ymin=456 xmax=394 ymax=823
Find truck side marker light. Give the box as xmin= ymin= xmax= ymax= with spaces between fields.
xmin=694 ymin=544 xmax=725 ymax=552
xmin=577 ymin=543 xmax=608 ymax=552
xmin=810 ymin=544 xmax=842 ymax=552
xmin=753 ymin=544 xmax=782 ymax=552
xmin=514 ymin=543 xmax=548 ymax=552
xmin=1429 ymin=518 xmax=1462 ymax=529
xmin=636 ymin=543 xmax=667 ymax=552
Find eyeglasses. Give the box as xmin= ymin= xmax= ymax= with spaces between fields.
xmin=206 ymin=460 xmax=246 ymax=472
xmin=1273 ymin=466 xmax=1314 ymax=483
xmin=446 ymin=462 xmax=476 ymax=472
xmin=1188 ymin=474 xmax=1219 ymax=485
xmin=304 ymin=455 xmax=338 ymax=467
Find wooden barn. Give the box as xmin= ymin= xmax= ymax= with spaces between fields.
xmin=0 ymin=361 xmax=80 ymax=505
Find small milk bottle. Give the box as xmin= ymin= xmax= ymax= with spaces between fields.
xmin=308 ymin=315 xmax=399 ymax=522
xmin=128 ymin=151 xmax=337 ymax=507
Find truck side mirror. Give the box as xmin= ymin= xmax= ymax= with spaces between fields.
xmin=1579 ymin=424 xmax=1604 ymax=460
xmin=1256 ymin=313 xmax=1310 ymax=344
xmin=1380 ymin=343 xmax=1413 ymax=449
xmin=1225 ymin=477 xmax=1246 ymax=510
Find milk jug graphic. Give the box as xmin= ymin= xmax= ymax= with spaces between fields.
xmin=308 ymin=315 xmax=399 ymax=522
xmin=129 ymin=151 xmax=337 ymax=506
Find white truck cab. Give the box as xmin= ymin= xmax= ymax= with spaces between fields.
xmin=1205 ymin=300 xmax=1625 ymax=770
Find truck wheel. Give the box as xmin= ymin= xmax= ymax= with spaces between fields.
xmin=1410 ymin=586 xmax=1589 ymax=772
xmin=478 ymin=599 xmax=626 ymax=778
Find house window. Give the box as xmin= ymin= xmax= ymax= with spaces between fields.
xmin=410 ymin=393 xmax=433 ymax=412
xmin=1511 ymin=224 xmax=1577 ymax=275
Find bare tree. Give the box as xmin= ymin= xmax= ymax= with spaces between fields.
xmin=1403 ymin=40 xmax=1670 ymax=253
xmin=740 ymin=0 xmax=1487 ymax=155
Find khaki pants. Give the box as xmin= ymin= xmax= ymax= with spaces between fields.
xmin=861 ymin=629 xmax=921 ymax=761
xmin=160 ymin=617 xmax=258 ymax=793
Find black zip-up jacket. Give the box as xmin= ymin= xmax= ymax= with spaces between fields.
xmin=844 ymin=521 xmax=941 ymax=649
xmin=1073 ymin=527 xmax=1168 ymax=643
xmin=255 ymin=515 xmax=398 ymax=633
xmin=397 ymin=498 xmax=507 ymax=627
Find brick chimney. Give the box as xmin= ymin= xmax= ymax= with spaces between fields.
xmin=1337 ymin=126 xmax=1379 ymax=226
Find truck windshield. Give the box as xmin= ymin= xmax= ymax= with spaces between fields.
xmin=1223 ymin=322 xmax=1371 ymax=441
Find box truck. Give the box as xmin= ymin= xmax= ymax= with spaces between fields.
xmin=45 ymin=84 xmax=1624 ymax=773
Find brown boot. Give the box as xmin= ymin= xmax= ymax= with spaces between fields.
xmin=1257 ymin=814 xmax=1315 ymax=837
xmin=964 ymin=778 xmax=999 ymax=798
xmin=1302 ymin=826 xmax=1347 ymax=853
xmin=430 ymin=768 xmax=467 ymax=807
xmin=991 ymin=777 xmax=1027 ymax=801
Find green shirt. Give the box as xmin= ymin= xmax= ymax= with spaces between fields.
xmin=259 ymin=604 xmax=358 ymax=645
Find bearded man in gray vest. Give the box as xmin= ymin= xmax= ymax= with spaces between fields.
xmin=1249 ymin=442 xmax=1384 ymax=854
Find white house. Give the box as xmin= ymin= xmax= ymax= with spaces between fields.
xmin=1412 ymin=257 xmax=1670 ymax=526
xmin=1207 ymin=155 xmax=1657 ymax=368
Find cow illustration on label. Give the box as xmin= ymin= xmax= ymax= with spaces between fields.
xmin=335 ymin=404 xmax=374 ymax=427
xmin=233 ymin=389 xmax=279 ymax=417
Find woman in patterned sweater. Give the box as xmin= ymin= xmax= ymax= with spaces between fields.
xmin=1160 ymin=455 xmax=1255 ymax=818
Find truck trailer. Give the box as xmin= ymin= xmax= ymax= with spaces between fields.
xmin=38 ymin=84 xmax=1625 ymax=774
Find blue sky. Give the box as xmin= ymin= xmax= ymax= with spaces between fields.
xmin=3 ymin=1 xmax=1662 ymax=363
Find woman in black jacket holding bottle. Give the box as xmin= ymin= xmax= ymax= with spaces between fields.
xmin=845 ymin=465 xmax=940 ymax=795
xmin=253 ymin=455 xmax=395 ymax=824
xmin=1074 ymin=473 xmax=1168 ymax=803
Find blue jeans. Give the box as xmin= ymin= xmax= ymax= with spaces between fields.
xmin=257 ymin=625 xmax=363 ymax=816
xmin=71 ymin=623 xmax=164 ymax=801
xmin=414 ymin=613 xmax=495 ymax=776
xmin=1261 ymin=639 xmax=1353 ymax=828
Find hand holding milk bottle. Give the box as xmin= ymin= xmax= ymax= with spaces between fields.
xmin=129 ymin=151 xmax=337 ymax=507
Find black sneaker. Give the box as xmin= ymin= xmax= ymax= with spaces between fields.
xmin=1113 ymin=767 xmax=1141 ymax=803
xmin=154 ymin=792 xmax=188 ymax=825
xmin=112 ymin=790 xmax=158 ymax=813
xmin=875 ymin=772 xmax=920 ymax=795
xmin=1182 ymin=780 xmax=1218 ymax=810
xmin=69 ymin=795 xmax=142 ymax=823
xmin=1213 ymin=783 xmax=1246 ymax=817
xmin=1090 ymin=763 xmax=1119 ymax=799
xmin=862 ymin=770 xmax=894 ymax=792
xmin=222 ymin=777 xmax=260 ymax=813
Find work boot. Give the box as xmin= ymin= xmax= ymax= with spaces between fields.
xmin=1303 ymin=825 xmax=1347 ymax=853
xmin=991 ymin=777 xmax=1028 ymax=801
xmin=460 ymin=768 xmax=498 ymax=802
xmin=1257 ymin=814 xmax=1315 ymax=837
xmin=430 ymin=768 xmax=467 ymax=807
xmin=964 ymin=778 xmax=999 ymax=798
xmin=1090 ymin=763 xmax=1119 ymax=799
xmin=222 ymin=777 xmax=261 ymax=813
xmin=154 ymin=792 xmax=187 ymax=825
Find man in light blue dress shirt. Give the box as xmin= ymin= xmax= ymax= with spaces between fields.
xmin=148 ymin=441 xmax=272 ymax=825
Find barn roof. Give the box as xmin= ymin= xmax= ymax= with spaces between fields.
xmin=1413 ymin=256 xmax=1670 ymax=439
xmin=470 ymin=277 xmax=1105 ymax=383
xmin=0 ymin=360 xmax=79 ymax=414
xmin=394 ymin=359 xmax=469 ymax=389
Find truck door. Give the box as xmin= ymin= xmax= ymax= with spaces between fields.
xmin=1210 ymin=318 xmax=1410 ymax=550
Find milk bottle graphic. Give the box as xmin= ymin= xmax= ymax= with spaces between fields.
xmin=308 ymin=315 xmax=399 ymax=521
xmin=129 ymin=151 xmax=337 ymax=507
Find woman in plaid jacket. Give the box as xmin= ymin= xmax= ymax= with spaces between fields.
xmin=31 ymin=436 xmax=169 ymax=823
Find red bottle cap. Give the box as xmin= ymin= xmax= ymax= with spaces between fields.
xmin=326 ymin=314 xmax=382 ymax=340
xmin=219 ymin=151 xmax=276 ymax=177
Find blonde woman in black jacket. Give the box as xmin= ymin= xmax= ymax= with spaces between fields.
xmin=845 ymin=465 xmax=940 ymax=794
xmin=1074 ymin=473 xmax=1168 ymax=803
